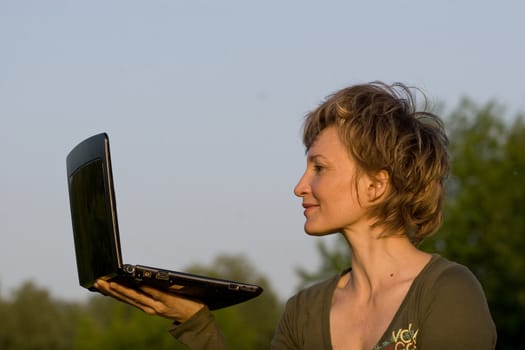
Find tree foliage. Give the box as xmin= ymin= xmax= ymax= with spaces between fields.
xmin=0 ymin=281 xmax=80 ymax=350
xmin=186 ymin=254 xmax=282 ymax=350
xmin=421 ymin=99 xmax=525 ymax=349
xmin=73 ymin=296 xmax=177 ymax=350
xmin=0 ymin=254 xmax=282 ymax=350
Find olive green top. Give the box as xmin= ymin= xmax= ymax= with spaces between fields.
xmin=171 ymin=255 xmax=497 ymax=349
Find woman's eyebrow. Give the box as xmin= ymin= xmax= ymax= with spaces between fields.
xmin=307 ymin=154 xmax=328 ymax=162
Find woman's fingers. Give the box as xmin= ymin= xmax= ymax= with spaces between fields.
xmin=94 ymin=279 xmax=204 ymax=322
xmin=95 ymin=279 xmax=155 ymax=313
xmin=139 ymin=285 xmax=205 ymax=322
xmin=139 ymin=285 xmax=165 ymax=301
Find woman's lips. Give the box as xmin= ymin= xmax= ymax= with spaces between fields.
xmin=302 ymin=203 xmax=319 ymax=216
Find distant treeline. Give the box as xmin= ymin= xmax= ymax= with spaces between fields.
xmin=0 ymin=255 xmax=282 ymax=350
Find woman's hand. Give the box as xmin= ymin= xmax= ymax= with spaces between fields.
xmin=94 ymin=279 xmax=205 ymax=323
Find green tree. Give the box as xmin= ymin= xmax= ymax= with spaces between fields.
xmin=421 ymin=99 xmax=525 ymax=349
xmin=0 ymin=254 xmax=281 ymax=350
xmin=187 ymin=254 xmax=282 ymax=350
xmin=74 ymin=296 xmax=178 ymax=350
xmin=0 ymin=281 xmax=79 ymax=350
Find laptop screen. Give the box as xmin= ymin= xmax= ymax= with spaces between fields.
xmin=69 ymin=158 xmax=120 ymax=288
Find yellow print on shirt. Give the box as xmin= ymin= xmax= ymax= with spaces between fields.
xmin=374 ymin=323 xmax=419 ymax=350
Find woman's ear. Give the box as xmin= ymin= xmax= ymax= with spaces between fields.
xmin=367 ymin=170 xmax=389 ymax=202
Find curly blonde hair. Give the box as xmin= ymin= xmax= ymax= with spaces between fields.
xmin=302 ymin=82 xmax=450 ymax=244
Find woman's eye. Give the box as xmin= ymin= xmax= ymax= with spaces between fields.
xmin=313 ymin=165 xmax=324 ymax=173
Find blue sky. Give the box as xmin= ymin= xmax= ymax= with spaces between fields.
xmin=1 ymin=1 xmax=524 ymax=301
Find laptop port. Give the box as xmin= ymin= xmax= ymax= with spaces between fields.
xmin=228 ymin=284 xmax=240 ymax=291
xmin=241 ymin=285 xmax=258 ymax=292
xmin=156 ymin=271 xmax=169 ymax=281
xmin=123 ymin=265 xmax=135 ymax=274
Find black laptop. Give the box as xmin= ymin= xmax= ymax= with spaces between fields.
xmin=66 ymin=133 xmax=263 ymax=310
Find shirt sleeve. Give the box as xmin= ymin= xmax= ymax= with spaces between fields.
xmin=168 ymin=306 xmax=227 ymax=350
xmin=271 ymin=296 xmax=302 ymax=350
xmin=418 ymin=263 xmax=497 ymax=349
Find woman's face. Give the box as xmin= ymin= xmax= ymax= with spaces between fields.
xmin=294 ymin=126 xmax=372 ymax=236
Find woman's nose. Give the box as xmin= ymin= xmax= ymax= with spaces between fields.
xmin=294 ymin=172 xmax=309 ymax=198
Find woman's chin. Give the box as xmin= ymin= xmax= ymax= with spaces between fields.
xmin=304 ymin=224 xmax=337 ymax=237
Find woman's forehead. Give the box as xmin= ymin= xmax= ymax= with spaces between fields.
xmin=307 ymin=127 xmax=350 ymax=160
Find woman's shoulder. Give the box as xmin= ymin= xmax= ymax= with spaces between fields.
xmin=420 ymin=254 xmax=483 ymax=291
xmin=407 ymin=255 xmax=497 ymax=348
xmin=286 ymin=269 xmax=348 ymax=308
xmin=272 ymin=271 xmax=346 ymax=348
xmin=272 ymin=272 xmax=346 ymax=349
xmin=413 ymin=254 xmax=492 ymax=316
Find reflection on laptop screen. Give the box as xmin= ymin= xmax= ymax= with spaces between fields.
xmin=69 ymin=159 xmax=119 ymax=288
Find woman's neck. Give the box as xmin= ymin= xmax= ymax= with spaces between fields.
xmin=339 ymin=226 xmax=430 ymax=297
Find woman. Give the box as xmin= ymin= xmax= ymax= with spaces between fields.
xmin=96 ymin=82 xmax=497 ymax=349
